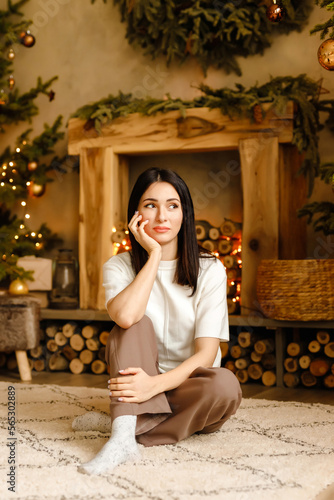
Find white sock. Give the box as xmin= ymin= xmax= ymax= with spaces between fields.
xmin=77 ymin=415 xmax=140 ymax=476
xmin=72 ymin=411 xmax=110 ymax=433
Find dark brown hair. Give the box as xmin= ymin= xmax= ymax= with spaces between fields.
xmin=127 ymin=167 xmax=213 ymax=295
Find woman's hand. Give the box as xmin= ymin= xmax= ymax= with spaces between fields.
xmin=108 ymin=367 xmax=158 ymax=403
xmin=128 ymin=212 xmax=161 ymax=256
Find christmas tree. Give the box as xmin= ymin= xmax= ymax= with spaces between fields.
xmin=0 ymin=0 xmax=64 ymax=285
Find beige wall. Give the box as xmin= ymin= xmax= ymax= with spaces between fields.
xmin=2 ymin=0 xmax=333 ymax=259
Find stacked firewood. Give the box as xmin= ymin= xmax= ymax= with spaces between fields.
xmin=283 ymin=331 xmax=334 ymax=389
xmin=221 ymin=331 xmax=277 ymax=386
xmin=195 ymin=218 xmax=242 ymax=315
xmin=26 ymin=322 xmax=111 ymax=374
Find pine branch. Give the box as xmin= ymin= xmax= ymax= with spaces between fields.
xmin=298 ymin=201 xmax=334 ymax=235
xmin=310 ymin=0 xmax=334 ymax=38
xmin=0 ymin=77 xmax=58 ymax=131
xmin=0 ymin=115 xmax=64 ymax=202
xmin=0 ymin=204 xmax=62 ymax=282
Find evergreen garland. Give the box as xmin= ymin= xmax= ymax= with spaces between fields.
xmin=71 ymin=74 xmax=333 ymax=197
xmin=92 ymin=0 xmax=313 ymax=75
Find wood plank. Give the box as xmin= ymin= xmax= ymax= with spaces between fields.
xmin=239 ymin=136 xmax=279 ymax=315
xmin=79 ymin=148 xmax=129 ymax=309
xmin=279 ymin=145 xmax=307 ymax=259
xmin=39 ymin=309 xmax=334 ymax=329
xmin=68 ymin=105 xmax=294 ymax=155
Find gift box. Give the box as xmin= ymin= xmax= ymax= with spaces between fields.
xmin=16 ymin=255 xmax=53 ymax=291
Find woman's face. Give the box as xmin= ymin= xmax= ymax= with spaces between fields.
xmin=137 ymin=181 xmax=183 ymax=252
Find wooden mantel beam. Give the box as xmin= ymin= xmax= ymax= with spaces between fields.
xmin=68 ymin=104 xmax=294 ymax=156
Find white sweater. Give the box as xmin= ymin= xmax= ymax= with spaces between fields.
xmin=103 ymin=252 xmax=229 ymax=373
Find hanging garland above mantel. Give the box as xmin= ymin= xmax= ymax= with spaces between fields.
xmin=70 ymin=74 xmax=334 ymax=197
xmin=92 ymin=0 xmax=314 ymax=75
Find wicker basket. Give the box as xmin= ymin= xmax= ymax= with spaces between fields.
xmin=256 ymin=259 xmax=334 ymax=321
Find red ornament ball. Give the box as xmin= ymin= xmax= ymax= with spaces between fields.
xmin=266 ymin=3 xmax=284 ymax=22
xmin=20 ymin=31 xmax=36 ymax=48
xmin=318 ymin=38 xmax=334 ymax=71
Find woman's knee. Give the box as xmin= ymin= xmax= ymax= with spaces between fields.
xmin=201 ymin=367 xmax=242 ymax=406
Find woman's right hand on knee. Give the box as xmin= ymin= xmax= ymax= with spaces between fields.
xmin=128 ymin=212 xmax=161 ymax=256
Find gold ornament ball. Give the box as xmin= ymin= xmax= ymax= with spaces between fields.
xmin=9 ymin=278 xmax=29 ymax=295
xmin=27 ymin=161 xmax=38 ymax=171
xmin=266 ymin=4 xmax=284 ymax=22
xmin=318 ymin=38 xmax=334 ymax=71
xmin=28 ymin=182 xmax=46 ymax=197
xmin=8 ymin=75 xmax=15 ymax=90
xmin=21 ymin=31 xmax=36 ymax=48
xmin=7 ymin=48 xmax=15 ymax=60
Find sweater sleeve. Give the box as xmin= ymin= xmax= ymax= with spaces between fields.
xmin=194 ymin=258 xmax=229 ymax=341
xmin=102 ymin=253 xmax=134 ymax=308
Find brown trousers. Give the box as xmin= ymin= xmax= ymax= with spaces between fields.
xmin=105 ymin=315 xmax=242 ymax=447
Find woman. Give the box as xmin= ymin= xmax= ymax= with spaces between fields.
xmin=75 ymin=167 xmax=242 ymax=475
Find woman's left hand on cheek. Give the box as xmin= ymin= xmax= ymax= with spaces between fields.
xmin=107 ymin=367 xmax=158 ymax=403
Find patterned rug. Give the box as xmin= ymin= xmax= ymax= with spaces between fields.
xmin=0 ymin=381 xmax=333 ymax=500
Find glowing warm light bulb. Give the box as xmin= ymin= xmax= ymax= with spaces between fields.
xmin=21 ymin=201 xmax=26 ymax=206
xmin=38 ymin=233 xmax=42 ymax=238
xmin=14 ymin=235 xmax=19 ymax=240
xmin=26 ymin=181 xmax=31 ymax=186
xmin=9 ymin=178 xmax=13 ymax=183
xmin=125 ymin=230 xmax=129 ymax=234
xmin=112 ymin=227 xmax=116 ymax=233
xmin=232 ymin=298 xmax=236 ymax=302
xmin=2 ymin=172 xmax=6 ymax=177
xmin=31 ymin=232 xmax=36 ymax=237
xmin=125 ymin=246 xmax=130 ymax=250
xmin=1 ymin=182 xmax=4 ymax=187
xmin=20 ymin=224 xmax=25 ymax=229
xmin=25 ymin=213 xmax=30 ymax=219
xmin=16 ymin=147 xmax=20 ymax=153
xmin=9 ymin=161 xmax=14 ymax=167
xmin=116 ymin=243 xmax=120 ymax=247
xmin=35 ymin=242 xmax=40 ymax=248
xmin=2 ymin=165 xmax=7 ymax=170
xmin=238 ymin=259 xmax=242 ymax=264
xmin=12 ymin=186 xmax=16 ymax=190
xmin=231 ymin=281 xmax=235 ymax=285
xmin=122 ymin=239 xmax=127 ymax=245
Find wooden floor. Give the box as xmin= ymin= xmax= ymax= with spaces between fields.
xmin=1 ymin=370 xmax=333 ymax=405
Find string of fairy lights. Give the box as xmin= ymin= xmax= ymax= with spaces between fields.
xmin=1 ymin=140 xmax=47 ymax=250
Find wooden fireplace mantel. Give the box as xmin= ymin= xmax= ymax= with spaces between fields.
xmin=67 ymin=103 xmax=306 ymax=312
xmin=68 ymin=104 xmax=294 ymax=156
